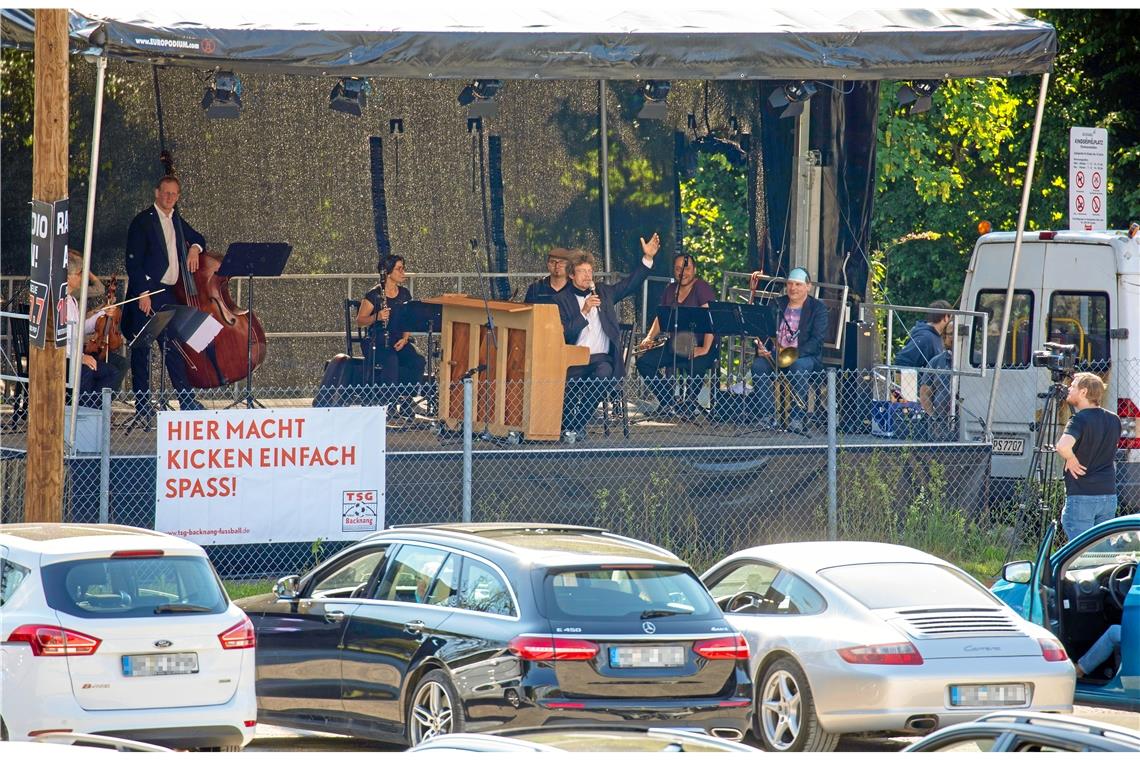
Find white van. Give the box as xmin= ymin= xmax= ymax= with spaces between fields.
xmin=955 ymin=229 xmax=1139 ymax=509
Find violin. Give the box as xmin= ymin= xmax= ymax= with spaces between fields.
xmin=84 ymin=275 xmax=124 ymax=362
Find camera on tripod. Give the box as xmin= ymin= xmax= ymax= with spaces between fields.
xmin=1031 ymin=341 xmax=1077 ymax=380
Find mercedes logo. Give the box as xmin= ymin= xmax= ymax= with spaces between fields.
xmin=154 ymin=640 xmax=173 ymax=648
xmin=642 ymin=621 xmax=656 ymax=634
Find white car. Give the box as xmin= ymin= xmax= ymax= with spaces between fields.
xmin=1 ymin=523 xmax=257 ymax=750
xmin=701 ymin=541 xmax=1075 ymax=752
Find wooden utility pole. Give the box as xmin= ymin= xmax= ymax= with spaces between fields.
xmin=24 ymin=9 xmax=69 ymax=523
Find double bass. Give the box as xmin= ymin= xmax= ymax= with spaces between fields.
xmin=161 ymin=151 xmax=268 ymax=388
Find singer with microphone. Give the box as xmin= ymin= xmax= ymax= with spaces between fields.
xmin=635 ymin=252 xmax=717 ymax=418
xmin=552 ymin=232 xmax=661 ymax=437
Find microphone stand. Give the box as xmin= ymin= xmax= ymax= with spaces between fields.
xmin=468 ymin=238 xmax=497 ymax=438
xmin=668 ymin=255 xmax=685 ymax=415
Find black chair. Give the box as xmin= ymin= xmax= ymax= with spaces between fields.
xmin=1 ymin=300 xmax=29 ymax=429
xmin=602 ymin=323 xmax=634 ymax=438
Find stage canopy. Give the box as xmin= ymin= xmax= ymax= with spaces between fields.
xmin=2 ymin=7 xmax=1055 ymax=80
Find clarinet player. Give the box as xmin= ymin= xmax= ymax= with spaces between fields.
xmin=357 ymin=255 xmax=426 ymax=419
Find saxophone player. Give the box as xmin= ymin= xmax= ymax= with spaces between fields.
xmin=357 ymin=255 xmax=426 ymax=418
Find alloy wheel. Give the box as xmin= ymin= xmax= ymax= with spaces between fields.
xmin=760 ymin=668 xmax=802 ymax=750
xmin=410 ymin=679 xmax=454 ymax=745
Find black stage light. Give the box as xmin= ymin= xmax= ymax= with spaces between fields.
xmin=202 ymin=71 xmax=242 ymax=119
xmin=330 ymin=77 xmax=370 ymax=116
xmin=458 ymin=79 xmax=502 ymax=118
xmin=637 ymin=80 xmax=671 ymax=120
xmin=767 ymin=80 xmax=817 ymax=119
xmin=897 ymin=80 xmax=941 ymax=115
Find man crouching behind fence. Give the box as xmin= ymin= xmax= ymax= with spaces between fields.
xmin=553 ymin=234 xmax=661 ymax=438
xmin=1056 ymin=372 xmax=1121 ymax=539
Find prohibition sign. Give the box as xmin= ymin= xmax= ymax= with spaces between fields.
xmin=1075 ymin=195 xmax=1085 ymax=213
xmin=1092 ymin=171 xmax=1102 ymax=190
xmin=1076 ymin=170 xmax=1085 ymax=188
xmin=1092 ymin=195 xmax=1101 ymax=214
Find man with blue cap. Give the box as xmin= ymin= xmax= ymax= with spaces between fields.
xmin=750 ymin=267 xmax=829 ymax=432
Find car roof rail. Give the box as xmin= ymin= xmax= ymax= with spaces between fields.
xmin=976 ymin=712 xmax=1140 ymax=745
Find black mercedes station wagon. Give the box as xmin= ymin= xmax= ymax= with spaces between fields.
xmin=237 ymin=524 xmax=752 ymax=746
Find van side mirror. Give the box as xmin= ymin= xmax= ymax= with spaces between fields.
xmin=1001 ymin=561 xmax=1033 ymax=585
xmin=273 ymin=574 xmax=301 ymax=600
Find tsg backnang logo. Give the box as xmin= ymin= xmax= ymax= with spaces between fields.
xmin=342 ymin=490 xmax=378 ymax=532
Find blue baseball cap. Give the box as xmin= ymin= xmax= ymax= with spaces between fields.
xmin=787 ymin=267 xmax=810 ymax=283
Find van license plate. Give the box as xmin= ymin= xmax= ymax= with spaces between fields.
xmin=992 ymin=437 xmax=1025 ymax=456
xmin=609 ymin=646 xmax=686 ymax=668
xmin=949 ymin=683 xmax=1027 ymax=707
xmin=122 ymin=652 xmax=199 ymax=677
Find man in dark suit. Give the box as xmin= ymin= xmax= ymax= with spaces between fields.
xmin=553 ymin=233 xmax=660 ymax=434
xmin=123 ymin=175 xmax=205 ymax=413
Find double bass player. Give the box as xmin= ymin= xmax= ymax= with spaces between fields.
xmin=122 ymin=175 xmax=204 ymax=414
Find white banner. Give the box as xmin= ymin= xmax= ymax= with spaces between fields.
xmin=1069 ymin=126 xmax=1108 ymax=231
xmin=155 ymin=406 xmax=385 ymax=545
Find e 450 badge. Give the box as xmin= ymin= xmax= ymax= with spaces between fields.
xmin=342 ymin=490 xmax=378 ymax=532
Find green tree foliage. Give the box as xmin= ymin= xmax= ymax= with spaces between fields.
xmin=678 ymin=151 xmax=749 ymax=284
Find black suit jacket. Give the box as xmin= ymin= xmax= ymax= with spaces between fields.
xmin=123 ymin=205 xmax=205 ymax=336
xmin=553 ymin=261 xmax=653 ymax=374
xmin=774 ymin=294 xmax=830 ymax=360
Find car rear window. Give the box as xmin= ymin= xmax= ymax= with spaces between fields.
xmin=543 ymin=567 xmax=718 ymax=620
xmin=818 ymin=562 xmax=996 ymax=610
xmin=41 ymin=556 xmax=227 ymax=618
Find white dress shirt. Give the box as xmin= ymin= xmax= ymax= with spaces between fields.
xmin=155 ymin=204 xmax=202 ymax=285
xmin=573 ymin=256 xmax=654 ymax=356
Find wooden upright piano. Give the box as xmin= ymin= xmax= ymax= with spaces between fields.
xmin=426 ymin=294 xmax=588 ymax=441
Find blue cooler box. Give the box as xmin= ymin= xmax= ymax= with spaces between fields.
xmin=871 ymin=401 xmax=925 ymax=438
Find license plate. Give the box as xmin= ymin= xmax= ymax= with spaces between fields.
xmin=949 ymin=683 xmax=1028 ymax=707
xmin=122 ymin=652 xmax=199 ymax=677
xmin=609 ymin=645 xmax=686 ymax=668
xmin=992 ymin=437 xmax=1025 ymax=456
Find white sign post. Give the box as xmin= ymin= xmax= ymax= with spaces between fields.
xmin=156 ymin=406 xmax=386 ymax=545
xmin=1069 ymin=127 xmax=1108 ymax=231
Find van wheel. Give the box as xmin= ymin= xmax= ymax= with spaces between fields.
xmin=407 ymin=670 xmax=464 ymax=746
xmin=756 ymin=656 xmax=838 ymax=752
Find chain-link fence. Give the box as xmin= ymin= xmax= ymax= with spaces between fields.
xmin=2 ymin=357 xmax=1137 ymax=584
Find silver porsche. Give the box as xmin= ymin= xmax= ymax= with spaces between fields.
xmin=700 ymin=542 xmax=1075 ymax=752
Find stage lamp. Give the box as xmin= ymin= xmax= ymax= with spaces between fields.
xmin=202 ymin=71 xmax=242 ymax=119
xmin=458 ymin=79 xmax=503 ymax=118
xmin=330 ymin=77 xmax=370 ymax=116
xmin=637 ymin=80 xmax=671 ymax=120
xmin=767 ymin=81 xmax=817 ymax=120
xmin=897 ymin=80 xmax=941 ymax=115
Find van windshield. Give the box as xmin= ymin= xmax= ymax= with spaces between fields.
xmin=42 ymin=556 xmax=227 ymax=618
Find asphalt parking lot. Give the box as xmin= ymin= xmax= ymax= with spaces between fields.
xmin=245 ymin=705 xmax=1139 ymax=752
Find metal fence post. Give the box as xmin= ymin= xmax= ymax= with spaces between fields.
xmin=462 ymin=376 xmax=473 ymax=523
xmin=827 ymin=369 xmax=837 ymax=541
xmin=99 ymin=387 xmax=112 ymax=523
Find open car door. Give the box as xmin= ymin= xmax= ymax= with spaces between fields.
xmin=1026 ymin=520 xmax=1057 ymax=628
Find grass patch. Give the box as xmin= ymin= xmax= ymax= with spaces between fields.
xmin=224 ymin=578 xmax=273 ymax=600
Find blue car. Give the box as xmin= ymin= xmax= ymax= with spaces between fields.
xmin=992 ymin=515 xmax=1139 ymax=711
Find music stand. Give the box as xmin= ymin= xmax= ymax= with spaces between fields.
xmin=217 ymin=242 xmax=292 ymax=409
xmin=654 ymin=306 xmax=717 ymax=418
xmin=400 ymin=300 xmax=443 ymax=417
xmin=123 ymin=308 xmax=176 ymax=432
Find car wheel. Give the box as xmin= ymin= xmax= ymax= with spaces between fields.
xmin=756 ymin=656 xmax=838 ymax=752
xmin=407 ymin=670 xmax=464 ymax=746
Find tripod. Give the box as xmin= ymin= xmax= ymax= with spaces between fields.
xmin=1003 ymin=374 xmax=1070 ymax=565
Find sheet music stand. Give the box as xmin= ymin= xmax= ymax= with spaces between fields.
xmin=123 ymin=308 xmax=176 ymax=432
xmin=400 ymin=300 xmax=443 ymax=416
xmin=653 ymin=306 xmax=718 ymax=418
xmin=217 ymin=242 xmax=292 ymax=409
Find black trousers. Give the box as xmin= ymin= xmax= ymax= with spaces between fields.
xmin=635 ymin=344 xmax=717 ymax=407
xmin=127 ymin=289 xmax=196 ymax=406
xmin=563 ymin=353 xmax=615 ymax=431
xmin=366 ymin=340 xmax=427 ymax=405
xmin=78 ymin=357 xmax=122 ymax=403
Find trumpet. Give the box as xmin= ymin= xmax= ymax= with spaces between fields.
xmin=632 ymin=334 xmax=669 ymax=357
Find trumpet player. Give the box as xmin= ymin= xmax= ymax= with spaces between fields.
xmin=635 ymin=252 xmax=717 ymax=417
xmin=553 ymin=233 xmax=661 ymax=437
xmin=750 ymin=267 xmax=829 ymax=432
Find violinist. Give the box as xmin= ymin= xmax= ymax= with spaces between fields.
xmin=123 ymin=175 xmax=204 ymax=414
xmin=70 ymin=248 xmax=129 ymax=390
xmin=64 ymin=253 xmax=122 ymax=400
xmin=356 ymin=255 xmax=426 ymax=418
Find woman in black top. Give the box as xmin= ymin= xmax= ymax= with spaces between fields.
xmin=356 ymin=255 xmax=426 ymax=413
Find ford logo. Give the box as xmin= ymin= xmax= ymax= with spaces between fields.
xmin=154 ymin=640 xmax=173 ymax=649
xmin=642 ymin=622 xmax=656 ymax=634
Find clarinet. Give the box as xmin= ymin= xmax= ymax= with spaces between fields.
xmin=377 ymin=268 xmax=391 ymax=349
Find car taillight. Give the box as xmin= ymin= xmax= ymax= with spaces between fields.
xmin=693 ymin=634 xmax=750 ymax=660
xmin=218 ymin=616 xmax=256 ymax=650
xmin=110 ymin=549 xmax=164 ymax=558
xmin=837 ymin=642 xmax=924 ymax=665
xmin=508 ymin=635 xmax=598 ymax=661
xmin=7 ymin=625 xmax=101 ymax=656
xmin=1119 ymin=398 xmax=1139 ymax=449
xmin=1039 ymin=638 xmax=1068 ymax=662
xmin=1039 ymin=231 xmax=1057 ymax=241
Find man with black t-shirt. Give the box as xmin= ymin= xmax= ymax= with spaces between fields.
xmin=1056 ymin=372 xmax=1121 ymax=539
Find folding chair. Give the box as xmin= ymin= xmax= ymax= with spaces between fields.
xmin=602 ymin=323 xmax=634 ymax=438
